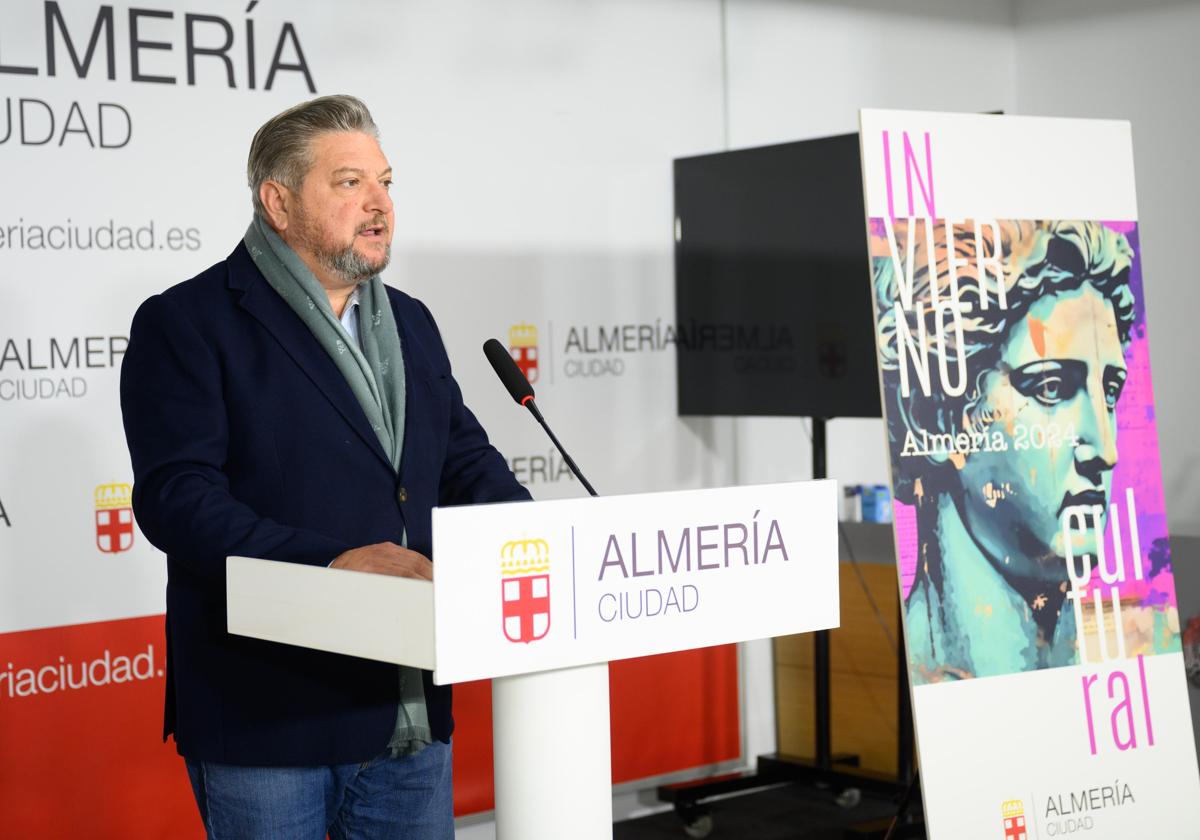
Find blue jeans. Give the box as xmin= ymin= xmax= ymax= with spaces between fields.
xmin=184 ymin=741 xmax=453 ymax=840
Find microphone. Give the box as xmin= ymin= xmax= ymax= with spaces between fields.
xmin=483 ymin=338 xmax=598 ymax=497
xmin=483 ymin=338 xmax=535 ymax=406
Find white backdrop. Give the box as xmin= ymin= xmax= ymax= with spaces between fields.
xmin=7 ymin=1 xmax=1184 ymax=837
xmin=0 ymin=1 xmax=738 ymax=835
xmin=0 ymin=0 xmax=731 ymax=636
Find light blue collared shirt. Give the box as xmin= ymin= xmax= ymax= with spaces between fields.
xmin=339 ymin=286 xmax=362 ymax=349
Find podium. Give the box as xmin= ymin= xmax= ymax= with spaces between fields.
xmin=227 ymin=479 xmax=841 ymax=839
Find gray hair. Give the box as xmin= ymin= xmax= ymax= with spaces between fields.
xmin=247 ymin=94 xmax=379 ymax=219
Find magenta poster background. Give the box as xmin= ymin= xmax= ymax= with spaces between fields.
xmin=889 ymin=224 xmax=1175 ymax=620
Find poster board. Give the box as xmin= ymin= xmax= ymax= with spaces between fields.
xmin=859 ymin=109 xmax=1200 ymax=838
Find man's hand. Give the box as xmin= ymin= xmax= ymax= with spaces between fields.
xmin=330 ymin=543 xmax=433 ymax=580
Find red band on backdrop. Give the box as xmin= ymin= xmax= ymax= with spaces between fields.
xmin=0 ymin=616 xmax=739 ymax=834
xmin=0 ymin=615 xmax=195 ymax=838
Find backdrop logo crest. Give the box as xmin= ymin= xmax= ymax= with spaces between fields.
xmin=508 ymin=323 xmax=539 ymax=384
xmin=499 ymin=538 xmax=551 ymax=644
xmin=94 ymin=482 xmax=134 ymax=554
xmin=1001 ymin=799 xmax=1027 ymax=840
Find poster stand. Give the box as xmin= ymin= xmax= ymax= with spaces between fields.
xmin=657 ymin=417 xmax=916 ymax=836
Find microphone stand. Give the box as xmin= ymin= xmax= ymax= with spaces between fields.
xmin=520 ymin=397 xmax=598 ymax=497
xmin=483 ymin=337 xmax=598 ymax=498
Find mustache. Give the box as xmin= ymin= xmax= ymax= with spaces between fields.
xmin=1057 ymin=489 xmax=1107 ymax=520
xmin=356 ymin=216 xmax=389 ymax=234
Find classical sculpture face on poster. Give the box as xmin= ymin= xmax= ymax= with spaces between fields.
xmin=869 ymin=219 xmax=1173 ymax=680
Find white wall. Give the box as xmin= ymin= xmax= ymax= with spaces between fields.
xmin=721 ymin=0 xmax=1018 ymax=496
xmin=678 ymin=1 xmax=1200 ymax=832
xmin=719 ymin=0 xmax=1200 ymax=533
xmin=718 ymin=12 xmax=1200 ymax=824
xmin=1014 ymin=0 xmax=1200 ymax=535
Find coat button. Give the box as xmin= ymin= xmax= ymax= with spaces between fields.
xmin=397 ymin=487 xmax=408 ymax=503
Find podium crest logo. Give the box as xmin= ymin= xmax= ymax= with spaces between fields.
xmin=508 ymin=323 xmax=539 ymax=384
xmin=1001 ymin=800 xmax=1027 ymax=840
xmin=94 ymin=483 xmax=134 ymax=554
xmin=499 ymin=538 xmax=551 ymax=644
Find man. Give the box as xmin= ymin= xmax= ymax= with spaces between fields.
xmin=120 ymin=95 xmax=528 ymax=839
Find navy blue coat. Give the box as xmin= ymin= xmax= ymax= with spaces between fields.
xmin=120 ymin=241 xmax=528 ymax=765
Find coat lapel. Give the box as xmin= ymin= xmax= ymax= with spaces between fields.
xmin=226 ymin=243 xmax=395 ymax=474
xmin=393 ymin=297 xmax=418 ymax=485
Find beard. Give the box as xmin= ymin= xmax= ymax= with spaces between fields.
xmin=292 ymin=204 xmax=391 ymax=286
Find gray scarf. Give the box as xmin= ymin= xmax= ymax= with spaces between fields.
xmin=245 ymin=216 xmax=405 ymax=471
xmin=244 ymin=217 xmax=431 ymax=756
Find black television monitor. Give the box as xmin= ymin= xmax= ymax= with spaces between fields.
xmin=673 ymin=133 xmax=881 ymax=418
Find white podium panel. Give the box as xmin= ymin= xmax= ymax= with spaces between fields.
xmin=431 ymin=479 xmax=839 ymax=684
xmin=227 ymin=556 xmax=436 ymax=669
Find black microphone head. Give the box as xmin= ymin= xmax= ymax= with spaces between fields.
xmin=483 ymin=338 xmax=535 ymax=405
